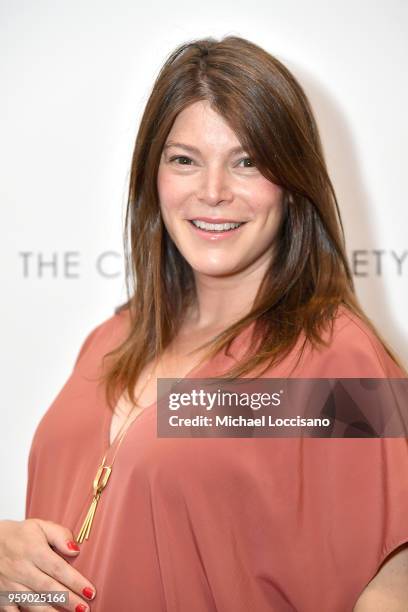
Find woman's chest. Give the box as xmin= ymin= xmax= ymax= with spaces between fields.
xmin=108 ymin=343 xmax=216 ymax=444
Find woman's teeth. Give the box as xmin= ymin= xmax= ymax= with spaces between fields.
xmin=190 ymin=220 xmax=244 ymax=232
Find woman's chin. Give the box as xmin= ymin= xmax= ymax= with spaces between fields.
xmin=188 ymin=263 xmax=242 ymax=278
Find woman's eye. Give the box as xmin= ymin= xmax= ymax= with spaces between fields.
xmin=238 ymin=157 xmax=256 ymax=168
xmin=169 ymin=156 xmax=193 ymax=165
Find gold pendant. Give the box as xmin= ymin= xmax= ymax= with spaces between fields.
xmin=76 ymin=463 xmax=112 ymax=543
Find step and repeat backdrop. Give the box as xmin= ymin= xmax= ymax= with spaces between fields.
xmin=1 ymin=0 xmax=407 ymax=518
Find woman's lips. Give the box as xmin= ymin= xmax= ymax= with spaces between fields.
xmin=187 ymin=220 xmax=246 ymax=240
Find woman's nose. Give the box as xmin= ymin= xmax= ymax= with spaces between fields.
xmin=196 ymin=165 xmax=233 ymax=206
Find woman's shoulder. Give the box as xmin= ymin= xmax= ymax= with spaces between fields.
xmin=291 ymin=304 xmax=406 ymax=378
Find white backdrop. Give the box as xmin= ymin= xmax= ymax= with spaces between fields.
xmin=1 ymin=0 xmax=407 ymax=519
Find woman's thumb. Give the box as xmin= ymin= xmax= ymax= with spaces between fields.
xmin=33 ymin=518 xmax=81 ymax=555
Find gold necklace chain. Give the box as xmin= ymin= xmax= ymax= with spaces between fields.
xmin=76 ymin=357 xmax=160 ymax=543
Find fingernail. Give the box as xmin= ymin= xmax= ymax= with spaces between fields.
xmin=75 ymin=605 xmax=87 ymax=612
xmin=82 ymin=586 xmax=95 ymax=600
xmin=66 ymin=540 xmax=80 ymax=551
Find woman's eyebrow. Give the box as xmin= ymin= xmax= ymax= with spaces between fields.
xmin=163 ymin=141 xmax=247 ymax=155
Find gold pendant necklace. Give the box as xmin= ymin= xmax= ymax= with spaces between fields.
xmin=76 ymin=454 xmax=111 ymax=543
xmin=75 ymin=358 xmax=159 ymax=544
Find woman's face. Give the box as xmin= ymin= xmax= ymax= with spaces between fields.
xmin=157 ymin=100 xmax=284 ymax=279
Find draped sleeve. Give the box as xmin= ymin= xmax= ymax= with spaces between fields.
xmin=282 ymin=306 xmax=408 ymax=609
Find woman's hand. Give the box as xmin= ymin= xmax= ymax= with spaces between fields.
xmin=353 ymin=543 xmax=408 ymax=611
xmin=0 ymin=519 xmax=96 ymax=611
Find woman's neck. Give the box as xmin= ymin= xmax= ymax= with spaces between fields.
xmin=185 ymin=272 xmax=263 ymax=331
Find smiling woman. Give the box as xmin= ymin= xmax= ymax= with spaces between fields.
xmin=18 ymin=35 xmax=408 ymax=612
xmin=157 ymin=100 xmax=284 ymax=281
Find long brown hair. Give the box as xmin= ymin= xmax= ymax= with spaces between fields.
xmin=100 ymin=35 xmax=406 ymax=411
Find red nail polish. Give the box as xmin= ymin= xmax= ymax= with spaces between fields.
xmin=66 ymin=540 xmax=80 ymax=551
xmin=75 ymin=605 xmax=87 ymax=612
xmin=82 ymin=586 xmax=95 ymax=600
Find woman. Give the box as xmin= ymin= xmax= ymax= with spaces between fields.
xmin=2 ymin=36 xmax=408 ymax=612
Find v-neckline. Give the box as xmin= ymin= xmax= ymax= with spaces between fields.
xmin=102 ymin=350 xmax=232 ymax=454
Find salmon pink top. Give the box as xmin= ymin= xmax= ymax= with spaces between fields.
xmin=25 ymin=305 xmax=408 ymax=611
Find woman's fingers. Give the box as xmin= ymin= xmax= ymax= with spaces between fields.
xmin=15 ymin=564 xmax=91 ymax=611
xmin=31 ymin=548 xmax=96 ymax=609
xmin=0 ymin=520 xmax=96 ymax=612
xmin=31 ymin=519 xmax=82 ymax=558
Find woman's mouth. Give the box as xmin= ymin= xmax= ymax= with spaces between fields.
xmin=189 ymin=219 xmax=245 ymax=234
